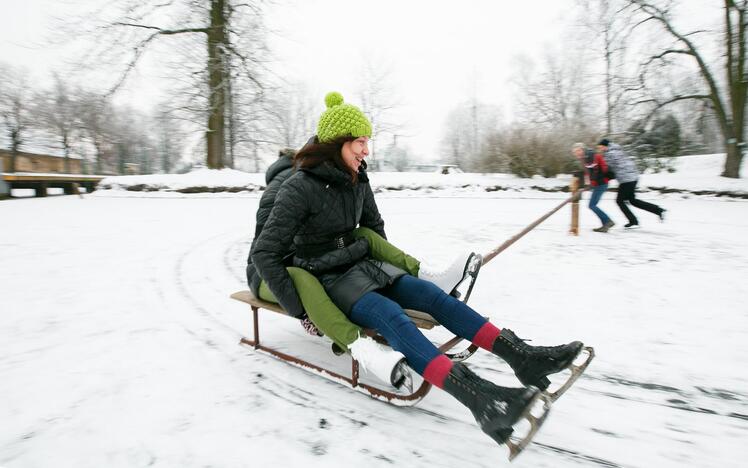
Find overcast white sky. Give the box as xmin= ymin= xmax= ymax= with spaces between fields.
xmin=2 ymin=0 xmax=720 ymax=164
xmin=1 ymin=0 xmax=578 ymax=162
xmin=264 ymin=0 xmax=571 ymax=159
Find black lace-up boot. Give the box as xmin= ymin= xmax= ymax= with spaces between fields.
xmin=492 ymin=329 xmax=583 ymax=390
xmin=442 ymin=362 xmax=540 ymax=445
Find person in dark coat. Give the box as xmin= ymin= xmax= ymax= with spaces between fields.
xmin=252 ymin=91 xmax=588 ymax=448
xmin=597 ymin=139 xmax=667 ymax=228
xmin=573 ymin=143 xmax=614 ymax=232
xmin=246 ymin=146 xmax=478 ymax=389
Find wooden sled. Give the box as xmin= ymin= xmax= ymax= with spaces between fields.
xmin=230 ymin=290 xmax=478 ymax=406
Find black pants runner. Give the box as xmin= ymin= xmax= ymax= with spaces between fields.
xmin=616 ymin=180 xmax=663 ymax=224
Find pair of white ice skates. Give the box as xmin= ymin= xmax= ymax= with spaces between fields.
xmin=349 ymin=251 xmax=482 ymax=390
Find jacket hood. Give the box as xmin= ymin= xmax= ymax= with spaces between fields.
xmin=265 ymin=155 xmax=294 ymax=185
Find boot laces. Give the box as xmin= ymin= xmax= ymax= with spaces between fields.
xmin=508 ymin=331 xmax=571 ymax=358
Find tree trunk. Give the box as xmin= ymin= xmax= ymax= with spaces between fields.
xmin=225 ymin=55 xmax=235 ymax=169
xmin=162 ymin=136 xmax=170 ymax=174
xmin=605 ymin=29 xmax=612 ymax=135
xmin=94 ymin=141 xmax=103 ymax=175
xmin=722 ymin=140 xmax=744 ymax=178
xmin=118 ymin=143 xmax=126 ymax=175
xmin=206 ymin=0 xmax=227 ymax=169
xmin=63 ymin=135 xmax=71 ymax=173
xmin=9 ymin=134 xmax=19 ymax=173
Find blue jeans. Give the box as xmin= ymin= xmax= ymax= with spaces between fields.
xmin=589 ymin=184 xmax=611 ymax=225
xmin=349 ymin=275 xmax=488 ymax=374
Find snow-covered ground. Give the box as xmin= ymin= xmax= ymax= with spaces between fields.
xmin=1 ymin=154 xmax=747 ymax=467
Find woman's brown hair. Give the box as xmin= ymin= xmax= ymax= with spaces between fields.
xmin=293 ymin=136 xmax=360 ymax=183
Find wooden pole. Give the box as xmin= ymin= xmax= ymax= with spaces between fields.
xmin=570 ymin=178 xmax=580 ymax=235
xmin=482 ymin=195 xmax=574 ymax=265
xmin=72 ymin=182 xmax=84 ymax=199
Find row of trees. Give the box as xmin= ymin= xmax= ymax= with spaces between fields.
xmin=1 ymin=0 xmax=408 ymax=175
xmin=438 ymin=0 xmax=741 ymax=178
xmin=0 ymin=63 xmax=186 ymax=175
xmin=2 ymin=0 xmax=744 ymax=178
xmin=69 ymin=0 xmax=408 ymax=174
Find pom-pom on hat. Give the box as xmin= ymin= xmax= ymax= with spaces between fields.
xmin=316 ymin=91 xmax=372 ymax=143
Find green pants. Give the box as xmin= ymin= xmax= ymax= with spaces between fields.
xmin=258 ymin=227 xmax=421 ymax=352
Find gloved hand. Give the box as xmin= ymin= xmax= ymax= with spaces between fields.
xmin=300 ymin=314 xmax=323 ymax=337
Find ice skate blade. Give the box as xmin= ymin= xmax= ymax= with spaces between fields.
xmin=445 ymin=344 xmax=480 ymax=362
xmin=545 ymin=346 xmax=595 ymax=402
xmin=506 ymin=392 xmax=552 ymax=461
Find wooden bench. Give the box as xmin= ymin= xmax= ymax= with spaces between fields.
xmin=230 ymin=289 xmax=478 ymax=405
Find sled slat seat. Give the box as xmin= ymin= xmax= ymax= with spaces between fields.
xmin=230 ymin=289 xmax=439 ymax=330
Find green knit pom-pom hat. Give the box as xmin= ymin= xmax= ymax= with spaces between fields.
xmin=316 ymin=91 xmax=372 ymax=143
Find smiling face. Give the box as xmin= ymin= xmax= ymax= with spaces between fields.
xmin=341 ymin=137 xmax=370 ymax=172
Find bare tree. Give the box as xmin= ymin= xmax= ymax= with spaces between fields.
xmin=356 ymin=59 xmax=405 ymax=169
xmin=0 ymin=63 xmax=33 ymax=173
xmin=224 ymin=82 xmax=317 ymax=172
xmin=263 ymin=85 xmax=317 ymax=149
xmin=109 ymin=105 xmax=153 ymax=175
xmin=36 ymin=75 xmax=80 ymax=173
xmin=511 ymin=50 xmax=594 ymax=133
xmin=78 ymin=91 xmax=115 ymax=174
xmin=154 ymin=108 xmax=185 ymax=173
xmin=79 ymin=0 xmax=268 ymax=170
xmin=440 ymin=100 xmax=501 ymax=171
xmin=626 ymin=0 xmax=746 ymax=178
xmin=577 ymin=0 xmax=636 ymax=134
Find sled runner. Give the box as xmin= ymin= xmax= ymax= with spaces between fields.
xmin=230 ymin=290 xmax=479 ymax=406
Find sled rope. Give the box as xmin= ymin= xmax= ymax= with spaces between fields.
xmin=482 ymin=194 xmax=577 ymax=265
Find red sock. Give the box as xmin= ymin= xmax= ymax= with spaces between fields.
xmin=422 ymin=355 xmax=453 ymax=388
xmin=473 ymin=322 xmax=501 ymax=352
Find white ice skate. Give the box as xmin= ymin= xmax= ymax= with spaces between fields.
xmin=419 ymin=251 xmax=483 ymax=302
xmin=349 ymin=335 xmax=413 ymax=392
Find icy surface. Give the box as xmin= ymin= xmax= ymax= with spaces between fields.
xmin=1 ymin=155 xmax=747 ymax=467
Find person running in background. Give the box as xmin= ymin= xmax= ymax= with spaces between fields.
xmin=597 ymin=139 xmax=666 ymax=228
xmin=572 ymin=143 xmax=614 ymax=232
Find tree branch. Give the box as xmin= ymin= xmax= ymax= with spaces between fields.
xmin=635 ymin=94 xmax=712 ymax=125
xmin=629 ymin=0 xmax=729 ymax=124
xmin=104 ymin=22 xmax=209 ymax=95
xmin=112 ymin=22 xmax=209 ymax=35
xmin=641 ymin=48 xmax=693 ymax=67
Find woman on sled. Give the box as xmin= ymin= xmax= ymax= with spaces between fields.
xmin=252 ymin=92 xmax=588 ymax=450
xmin=246 ymin=147 xmax=480 ymax=391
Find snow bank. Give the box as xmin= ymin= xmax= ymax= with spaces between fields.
xmin=98 ymin=168 xmax=265 ymax=193
xmin=94 ymin=154 xmax=748 ymax=198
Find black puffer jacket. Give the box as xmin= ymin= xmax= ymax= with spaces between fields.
xmin=245 ymin=155 xmax=295 ymax=297
xmin=252 ymin=161 xmax=406 ymax=317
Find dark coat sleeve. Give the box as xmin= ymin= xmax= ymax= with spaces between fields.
xmin=359 ymin=182 xmax=386 ymax=239
xmin=251 ymin=176 xmax=310 ymax=317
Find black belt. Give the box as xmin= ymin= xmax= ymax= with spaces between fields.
xmin=295 ymin=232 xmax=356 ymax=258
